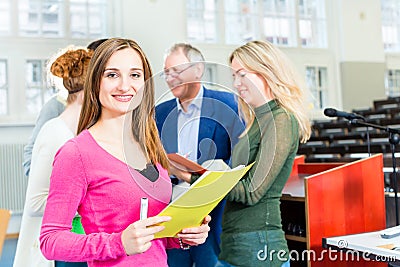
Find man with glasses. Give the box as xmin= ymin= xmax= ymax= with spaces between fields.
xmin=155 ymin=43 xmax=244 ymax=267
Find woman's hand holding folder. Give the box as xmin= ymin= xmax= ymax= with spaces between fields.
xmin=177 ymin=215 xmax=211 ymax=247
xmin=121 ymin=215 xmax=171 ymax=255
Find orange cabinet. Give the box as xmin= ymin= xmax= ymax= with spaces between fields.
xmin=281 ymin=154 xmax=386 ymax=266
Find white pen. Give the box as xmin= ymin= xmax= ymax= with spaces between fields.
xmin=140 ymin=197 xmax=148 ymax=220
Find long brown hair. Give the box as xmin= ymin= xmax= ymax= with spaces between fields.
xmin=78 ymin=38 xmax=169 ymax=168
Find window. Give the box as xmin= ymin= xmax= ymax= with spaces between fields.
xmin=188 ymin=0 xmax=327 ymax=47
xmin=25 ymin=60 xmax=57 ymax=114
xmin=385 ymin=69 xmax=400 ymax=97
xmin=381 ymin=0 xmax=400 ymax=52
xmin=298 ymin=0 xmax=327 ymax=47
xmin=0 ymin=0 xmax=112 ymax=122
xmin=0 ymin=0 xmax=11 ymax=35
xmin=186 ymin=0 xmax=218 ymax=43
xmin=18 ymin=0 xmax=107 ymax=38
xmin=19 ymin=0 xmax=64 ymax=37
xmin=224 ymin=0 xmax=258 ymax=44
xmin=262 ymin=0 xmax=296 ymax=46
xmin=70 ymin=0 xmax=107 ymax=38
xmin=0 ymin=60 xmax=8 ymax=115
xmin=262 ymin=0 xmax=327 ymax=47
xmin=203 ymin=63 xmax=218 ymax=85
xmin=306 ymin=66 xmax=328 ymax=109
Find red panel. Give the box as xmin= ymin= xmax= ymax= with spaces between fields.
xmin=298 ymin=163 xmax=345 ymax=175
xmin=304 ymin=154 xmax=386 ymax=266
xmin=290 ymin=155 xmax=305 ymax=176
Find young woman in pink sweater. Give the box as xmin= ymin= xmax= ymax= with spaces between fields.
xmin=40 ymin=38 xmax=210 ymax=267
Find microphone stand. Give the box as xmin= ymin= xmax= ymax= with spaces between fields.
xmin=350 ymin=119 xmax=400 ymax=225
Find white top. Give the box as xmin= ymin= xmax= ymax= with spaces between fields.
xmin=13 ymin=118 xmax=74 ymax=267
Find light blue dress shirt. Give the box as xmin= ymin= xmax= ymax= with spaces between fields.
xmin=176 ymin=86 xmax=203 ymax=163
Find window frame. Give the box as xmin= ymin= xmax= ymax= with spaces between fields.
xmin=186 ymin=0 xmax=328 ymax=48
xmin=0 ymin=0 xmax=113 ymax=124
xmin=25 ymin=59 xmax=58 ymax=115
xmin=381 ymin=0 xmax=400 ymax=52
xmin=306 ymin=65 xmax=329 ymax=110
xmin=0 ymin=59 xmax=9 ymax=115
xmin=385 ymin=68 xmax=400 ymax=97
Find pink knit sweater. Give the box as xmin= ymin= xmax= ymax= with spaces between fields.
xmin=40 ymin=130 xmax=178 ymax=266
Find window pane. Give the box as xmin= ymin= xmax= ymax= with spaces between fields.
xmin=70 ymin=2 xmax=87 ymax=37
xmin=25 ymin=59 xmax=59 ymax=114
xmin=88 ymin=5 xmax=104 ymax=37
xmin=0 ymin=60 xmax=8 ymax=115
xmin=298 ymin=0 xmax=327 ymax=48
xmin=42 ymin=0 xmax=62 ymax=36
xmin=385 ymin=69 xmax=400 ymax=97
xmin=0 ymin=0 xmax=11 ymax=35
xmin=19 ymin=0 xmax=63 ymax=37
xmin=225 ymin=0 xmax=258 ymax=45
xmin=262 ymin=0 xmax=296 ymax=46
xmin=318 ymin=67 xmax=328 ymax=107
xmin=306 ymin=67 xmax=316 ymax=88
xmin=19 ymin=0 xmax=40 ymax=36
xmin=70 ymin=0 xmax=107 ymax=38
xmin=381 ymin=0 xmax=400 ymax=52
xmin=187 ymin=0 xmax=217 ymax=43
xmin=306 ymin=66 xmax=328 ymax=109
xmin=25 ymin=60 xmax=44 ymax=114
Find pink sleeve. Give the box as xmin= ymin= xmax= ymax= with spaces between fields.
xmin=39 ymin=140 xmax=126 ymax=262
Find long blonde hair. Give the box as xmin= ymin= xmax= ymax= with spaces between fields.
xmin=229 ymin=40 xmax=311 ymax=143
xmin=78 ymin=38 xmax=169 ymax=168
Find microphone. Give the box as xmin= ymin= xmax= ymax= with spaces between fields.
xmin=323 ymin=108 xmax=365 ymax=121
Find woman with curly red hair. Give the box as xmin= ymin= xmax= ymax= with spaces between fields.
xmin=14 ymin=46 xmax=93 ymax=267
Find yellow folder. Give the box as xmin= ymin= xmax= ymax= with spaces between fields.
xmin=154 ymin=163 xmax=254 ymax=238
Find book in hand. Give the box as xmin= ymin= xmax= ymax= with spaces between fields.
xmin=167 ymin=153 xmax=206 ymax=174
xmin=167 ymin=153 xmax=231 ymax=174
xmin=154 ymin=163 xmax=254 ymax=238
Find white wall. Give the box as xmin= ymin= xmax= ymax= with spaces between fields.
xmin=337 ymin=0 xmax=385 ymax=63
xmin=335 ymin=0 xmax=386 ymax=110
xmin=119 ymin=0 xmax=186 ymax=75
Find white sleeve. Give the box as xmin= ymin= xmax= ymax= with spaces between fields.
xmin=25 ymin=121 xmax=72 ymax=216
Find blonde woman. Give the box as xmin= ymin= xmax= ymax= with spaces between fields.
xmin=217 ymin=40 xmax=311 ymax=267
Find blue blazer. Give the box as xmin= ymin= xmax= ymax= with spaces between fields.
xmin=155 ymin=87 xmax=243 ymax=165
xmin=155 ymin=87 xmax=244 ymax=243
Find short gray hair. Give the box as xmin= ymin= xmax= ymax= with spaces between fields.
xmin=165 ymin=43 xmax=205 ymax=62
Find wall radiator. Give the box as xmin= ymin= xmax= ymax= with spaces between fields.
xmin=0 ymin=143 xmax=27 ymax=213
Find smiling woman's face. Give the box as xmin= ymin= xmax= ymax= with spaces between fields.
xmin=99 ymin=47 xmax=145 ymax=118
xmin=230 ymin=57 xmax=271 ymax=108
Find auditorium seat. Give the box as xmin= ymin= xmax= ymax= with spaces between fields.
xmin=297 ymin=96 xmax=400 ymax=193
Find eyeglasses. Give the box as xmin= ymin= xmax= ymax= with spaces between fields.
xmin=160 ymin=64 xmax=194 ymax=80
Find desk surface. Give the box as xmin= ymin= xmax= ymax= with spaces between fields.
xmin=282 ymin=174 xmax=306 ymax=198
xmin=324 ymin=228 xmax=400 ymax=261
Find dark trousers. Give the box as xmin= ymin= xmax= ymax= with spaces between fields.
xmin=55 ymin=261 xmax=88 ymax=267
